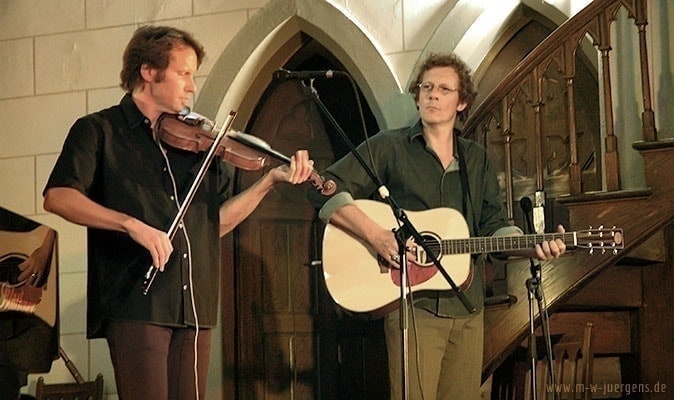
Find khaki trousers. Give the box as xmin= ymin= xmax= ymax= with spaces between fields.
xmin=385 ymin=307 xmax=484 ymax=400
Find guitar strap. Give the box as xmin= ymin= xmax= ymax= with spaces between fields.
xmin=455 ymin=133 xmax=479 ymax=238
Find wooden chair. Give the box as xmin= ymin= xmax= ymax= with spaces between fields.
xmin=489 ymin=322 xmax=594 ymax=400
xmin=538 ymin=322 xmax=594 ymax=400
xmin=34 ymin=373 xmax=103 ymax=400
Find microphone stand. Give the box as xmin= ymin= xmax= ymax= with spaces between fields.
xmin=521 ymin=198 xmax=557 ymax=400
xmin=301 ymin=77 xmax=475 ymax=400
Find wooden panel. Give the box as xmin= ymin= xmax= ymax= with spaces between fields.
xmin=638 ymin=223 xmax=674 ymax=400
xmin=592 ymin=357 xmax=623 ymax=399
xmin=564 ymin=265 xmax=642 ymax=308
xmin=236 ymin=220 xmax=267 ymax=400
xmin=536 ymin=311 xmax=632 ymax=355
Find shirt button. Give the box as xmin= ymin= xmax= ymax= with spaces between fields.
xmin=182 ymin=253 xmax=187 ymax=259
xmin=170 ymin=195 xmax=175 ymax=201
xmin=178 ymin=223 xmax=184 ymax=229
xmin=182 ymin=285 xmax=188 ymax=290
xmin=163 ymin=167 xmax=167 ymax=172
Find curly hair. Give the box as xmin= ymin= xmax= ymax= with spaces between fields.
xmin=408 ymin=52 xmax=477 ymax=122
xmin=120 ymin=25 xmax=205 ymax=93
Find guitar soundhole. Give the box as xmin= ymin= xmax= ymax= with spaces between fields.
xmin=418 ymin=232 xmax=442 ymax=266
xmin=0 ymin=253 xmax=29 ymax=285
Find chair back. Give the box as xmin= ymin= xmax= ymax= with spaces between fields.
xmin=538 ymin=322 xmax=594 ymax=400
xmin=34 ymin=373 xmax=103 ymax=400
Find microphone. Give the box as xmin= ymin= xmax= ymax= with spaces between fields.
xmin=520 ymin=196 xmax=535 ymax=235
xmin=520 ymin=196 xmax=533 ymax=214
xmin=273 ymin=68 xmax=340 ymax=80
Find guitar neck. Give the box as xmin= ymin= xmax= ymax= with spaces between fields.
xmin=442 ymin=232 xmax=576 ymax=255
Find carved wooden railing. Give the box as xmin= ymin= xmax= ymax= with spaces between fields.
xmin=464 ymin=0 xmax=656 ymax=207
xmin=460 ymin=0 xmax=667 ymax=381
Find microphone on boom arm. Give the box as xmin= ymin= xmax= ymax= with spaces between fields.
xmin=272 ymin=68 xmax=342 ymax=81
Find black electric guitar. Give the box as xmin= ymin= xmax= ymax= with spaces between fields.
xmin=321 ymin=200 xmax=624 ymax=317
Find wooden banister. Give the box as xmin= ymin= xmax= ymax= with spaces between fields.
xmin=464 ymin=0 xmax=655 ymax=199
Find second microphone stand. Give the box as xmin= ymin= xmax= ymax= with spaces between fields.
xmin=521 ymin=198 xmax=557 ymax=400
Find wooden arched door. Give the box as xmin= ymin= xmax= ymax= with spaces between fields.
xmin=225 ymin=60 xmax=387 ymax=399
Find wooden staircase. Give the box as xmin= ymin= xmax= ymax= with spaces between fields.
xmin=465 ymin=0 xmax=672 ymax=386
xmin=483 ymin=139 xmax=674 ymax=383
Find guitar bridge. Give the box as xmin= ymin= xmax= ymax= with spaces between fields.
xmin=376 ymin=254 xmax=393 ymax=272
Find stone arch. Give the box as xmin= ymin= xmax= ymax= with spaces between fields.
xmin=195 ymin=0 xmax=416 ymax=132
xmin=417 ymin=0 xmax=593 ymax=81
xmin=415 ymin=1 xmax=599 ymax=115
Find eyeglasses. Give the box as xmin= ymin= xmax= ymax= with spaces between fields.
xmin=416 ymin=82 xmax=458 ymax=96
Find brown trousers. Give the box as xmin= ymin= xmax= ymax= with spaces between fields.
xmin=105 ymin=320 xmax=212 ymax=400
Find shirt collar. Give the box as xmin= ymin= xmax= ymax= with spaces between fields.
xmin=407 ymin=119 xmax=460 ymax=159
xmin=120 ymin=93 xmax=149 ymax=129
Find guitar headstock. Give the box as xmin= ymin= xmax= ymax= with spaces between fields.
xmin=576 ymin=226 xmax=624 ymax=255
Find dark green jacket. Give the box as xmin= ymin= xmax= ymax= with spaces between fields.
xmin=309 ymin=120 xmax=520 ymax=317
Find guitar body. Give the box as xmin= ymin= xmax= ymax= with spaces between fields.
xmin=0 ymin=226 xmax=58 ymax=327
xmin=322 ymin=200 xmax=471 ymax=317
xmin=0 ymin=253 xmax=44 ymax=313
xmin=322 ymin=200 xmax=623 ymax=317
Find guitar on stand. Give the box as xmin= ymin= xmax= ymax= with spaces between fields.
xmin=321 ymin=199 xmax=624 ymax=318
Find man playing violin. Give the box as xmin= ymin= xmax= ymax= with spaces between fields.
xmin=43 ymin=25 xmax=314 ymax=400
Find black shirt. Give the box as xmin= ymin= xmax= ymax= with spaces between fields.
xmin=44 ymin=94 xmax=230 ymax=338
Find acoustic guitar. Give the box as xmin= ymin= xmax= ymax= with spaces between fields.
xmin=321 ymin=199 xmax=624 ymax=317
xmin=0 ymin=225 xmax=58 ymax=327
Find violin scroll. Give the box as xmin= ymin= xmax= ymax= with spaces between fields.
xmin=314 ymin=175 xmax=336 ymax=195
xmin=226 ymin=130 xmax=336 ymax=196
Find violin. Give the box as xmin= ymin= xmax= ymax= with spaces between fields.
xmin=155 ymin=111 xmax=336 ymax=195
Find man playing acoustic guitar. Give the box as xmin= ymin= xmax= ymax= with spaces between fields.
xmin=308 ymin=52 xmax=566 ymax=400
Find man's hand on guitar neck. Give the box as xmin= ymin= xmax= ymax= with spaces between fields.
xmin=506 ymin=224 xmax=567 ymax=261
xmin=329 ymin=201 xmax=566 ymax=271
